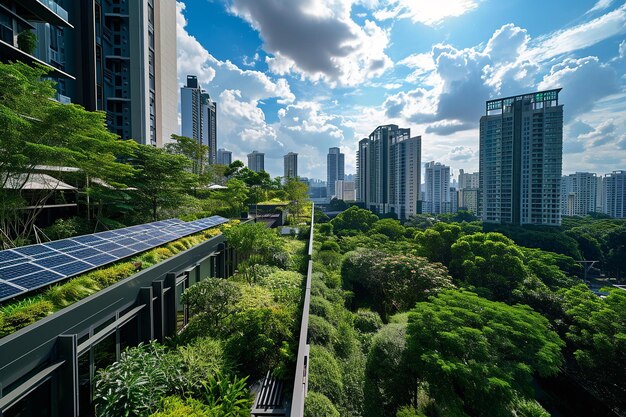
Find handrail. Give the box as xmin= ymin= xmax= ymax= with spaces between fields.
xmin=290 ymin=203 xmax=314 ymax=416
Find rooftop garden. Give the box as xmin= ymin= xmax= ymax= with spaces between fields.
xmin=91 ymin=221 xmax=310 ymax=416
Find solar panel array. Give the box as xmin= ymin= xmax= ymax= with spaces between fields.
xmin=0 ymin=216 xmax=229 ymax=303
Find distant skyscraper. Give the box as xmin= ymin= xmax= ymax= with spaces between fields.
xmin=479 ymin=89 xmax=563 ymax=226
xmin=357 ymin=125 xmax=421 ymax=219
xmin=247 ymin=150 xmax=265 ymax=172
xmin=458 ymin=169 xmax=480 ymax=190
xmin=327 ymin=147 xmax=345 ymax=197
xmin=604 ymin=170 xmax=626 ymax=218
xmin=560 ymin=172 xmax=598 ymax=216
xmin=217 ymin=149 xmax=232 ymax=165
xmin=458 ymin=189 xmax=479 ymax=214
xmin=424 ymin=162 xmax=451 ymax=214
xmin=284 ymin=152 xmax=298 ymax=179
xmin=596 ymin=176 xmax=605 ymax=213
xmin=181 ymin=75 xmax=217 ymax=163
xmin=335 ymin=180 xmax=356 ymax=201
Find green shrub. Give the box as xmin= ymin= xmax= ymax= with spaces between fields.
xmin=94 ymin=342 xmax=185 ymax=417
xmin=43 ymin=217 xmax=91 ymax=240
xmin=0 ymin=299 xmax=53 ymax=336
xmin=354 ymin=309 xmax=383 ymax=334
xmin=225 ymin=307 xmax=294 ymax=378
xmin=200 ymin=371 xmax=252 ymax=416
xmin=512 ymin=398 xmax=550 ymax=417
xmin=17 ymin=30 xmax=37 ymax=54
xmin=308 ymin=314 xmax=338 ymax=348
xmin=320 ymin=240 xmax=340 ymax=252
xmin=150 ymin=396 xmax=214 ymax=417
xmin=308 ymin=345 xmax=343 ymax=406
xmin=304 ymin=392 xmax=340 ymax=417
xmin=46 ymin=277 xmax=101 ymax=308
xmin=259 ymin=270 xmax=302 ymax=307
xmin=396 ymin=406 xmax=426 ymax=417
xmin=178 ymin=337 xmax=231 ymax=394
xmin=310 ymin=296 xmax=337 ymax=325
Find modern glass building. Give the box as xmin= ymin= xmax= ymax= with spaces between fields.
xmin=247 ymin=150 xmax=265 ymax=173
xmin=560 ymin=172 xmax=598 ymax=216
xmin=424 ymin=161 xmax=451 ymax=214
xmin=181 ymin=75 xmax=218 ymax=162
xmin=604 ymin=170 xmax=626 ymax=218
xmin=217 ymin=148 xmax=232 ymax=165
xmin=326 ymin=147 xmax=345 ymax=198
xmin=283 ymin=152 xmax=298 ymax=179
xmin=479 ymin=89 xmax=563 ymax=226
xmin=357 ymin=125 xmax=421 ymax=220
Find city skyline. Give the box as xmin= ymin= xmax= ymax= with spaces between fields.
xmin=177 ymin=0 xmax=626 ymax=179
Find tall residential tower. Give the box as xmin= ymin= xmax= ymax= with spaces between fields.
xmin=284 ymin=152 xmax=298 ymax=179
xmin=357 ymin=125 xmax=421 ymax=220
xmin=247 ymin=150 xmax=265 ymax=173
xmin=424 ymin=162 xmax=452 ymax=214
xmin=181 ymin=75 xmax=217 ymax=162
xmin=479 ymin=89 xmax=563 ymax=226
xmin=327 ymin=147 xmax=345 ymax=198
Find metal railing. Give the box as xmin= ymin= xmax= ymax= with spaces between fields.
xmin=37 ymin=0 xmax=69 ymax=22
xmin=290 ymin=204 xmax=314 ymax=416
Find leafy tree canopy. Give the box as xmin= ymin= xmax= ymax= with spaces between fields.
xmin=406 ymin=289 xmax=564 ymax=417
xmin=330 ymin=206 xmax=378 ymax=236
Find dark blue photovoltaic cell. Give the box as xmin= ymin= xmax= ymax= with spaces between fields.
xmin=72 ymin=235 xmax=107 ymax=245
xmin=96 ymin=231 xmax=119 ymax=239
xmin=0 ymin=282 xmax=23 ymax=299
xmin=109 ymin=247 xmax=135 ymax=258
xmin=50 ymin=261 xmax=93 ymax=276
xmin=83 ymin=253 xmax=118 ymax=267
xmin=45 ymin=240 xmax=82 ymax=250
xmin=0 ymin=263 xmax=43 ymax=280
xmin=66 ymin=247 xmax=103 ymax=259
xmin=115 ymin=237 xmax=140 ymax=246
xmin=94 ymin=242 xmax=124 ymax=252
xmin=127 ymin=242 xmax=151 ymax=251
xmin=0 ymin=250 xmax=26 ymax=263
xmin=10 ymin=271 xmax=63 ymax=289
xmin=13 ymin=245 xmax=54 ymax=257
xmin=37 ymin=254 xmax=76 ymax=268
xmin=0 ymin=258 xmax=27 ymax=269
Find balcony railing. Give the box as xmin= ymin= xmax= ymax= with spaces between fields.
xmin=37 ymin=0 xmax=69 ymax=22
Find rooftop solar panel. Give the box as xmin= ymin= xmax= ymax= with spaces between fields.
xmin=0 ymin=263 xmax=44 ymax=281
xmin=0 ymin=282 xmax=25 ymax=299
xmin=0 ymin=216 xmax=229 ymax=303
xmin=0 ymin=250 xmax=26 ymax=264
xmin=10 ymin=270 xmax=63 ymax=289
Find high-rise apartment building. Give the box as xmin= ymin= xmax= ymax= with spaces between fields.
xmin=458 ymin=188 xmax=479 ymax=214
xmin=181 ymin=75 xmax=217 ymax=163
xmin=247 ymin=150 xmax=264 ymax=173
xmin=596 ymin=176 xmax=605 ymax=213
xmin=458 ymin=169 xmax=479 ymax=190
xmin=560 ymin=172 xmax=598 ymax=216
xmin=357 ymin=125 xmax=421 ymax=220
xmin=0 ymin=0 xmax=178 ymax=147
xmin=424 ymin=162 xmax=451 ymax=214
xmin=335 ymin=180 xmax=356 ymax=201
xmin=604 ymin=170 xmax=626 ymax=218
xmin=479 ymin=89 xmax=563 ymax=226
xmin=217 ymin=148 xmax=232 ymax=165
xmin=327 ymin=147 xmax=345 ymax=198
xmin=284 ymin=152 xmax=298 ymax=179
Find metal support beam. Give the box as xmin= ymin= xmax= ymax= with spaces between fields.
xmin=57 ymin=335 xmax=78 ymax=417
xmin=152 ymin=280 xmax=165 ymax=342
xmin=137 ymin=287 xmax=154 ymax=342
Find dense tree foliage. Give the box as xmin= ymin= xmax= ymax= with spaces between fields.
xmin=560 ymin=284 xmax=626 ymax=409
xmin=330 ymin=206 xmax=378 ymax=236
xmin=343 ymin=249 xmax=453 ymax=318
xmin=406 ymin=290 xmax=563 ymax=417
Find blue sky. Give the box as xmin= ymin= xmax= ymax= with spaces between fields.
xmin=177 ymin=0 xmax=626 ymax=180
